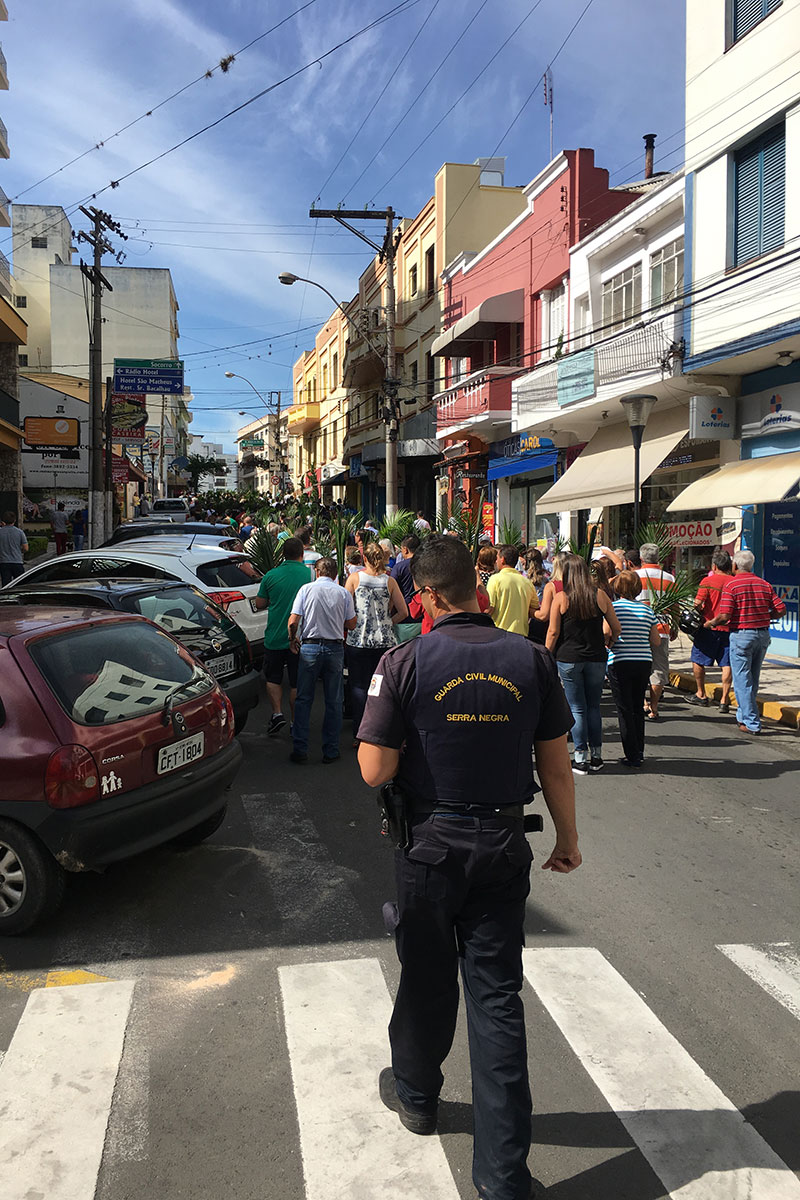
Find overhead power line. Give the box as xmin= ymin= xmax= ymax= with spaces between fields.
xmin=8 ymin=0 xmax=324 ymax=204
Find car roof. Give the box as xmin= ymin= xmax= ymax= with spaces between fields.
xmin=0 ymin=605 xmax=141 ymax=639
xmin=1 ymin=579 xmax=195 ymax=598
xmin=41 ymin=544 xmax=246 ymax=562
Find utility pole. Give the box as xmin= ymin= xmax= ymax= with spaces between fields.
xmin=309 ymin=207 xmax=400 ymax=516
xmin=78 ymin=206 xmax=127 ymax=546
xmin=268 ymin=391 xmax=282 ymax=493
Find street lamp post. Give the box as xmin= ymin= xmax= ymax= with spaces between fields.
xmin=225 ymin=372 xmax=286 ymax=494
xmin=620 ymin=393 xmax=658 ymax=536
xmin=279 ymin=270 xmax=399 ymax=516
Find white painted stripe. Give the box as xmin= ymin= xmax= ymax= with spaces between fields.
xmin=718 ymin=943 xmax=800 ymax=1022
xmin=279 ymin=958 xmax=460 ymax=1199
xmin=524 ymin=947 xmax=800 ymax=1199
xmin=0 ymin=980 xmax=134 ymax=1200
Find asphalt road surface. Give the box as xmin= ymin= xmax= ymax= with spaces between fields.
xmin=1 ymin=684 xmax=799 ymax=1200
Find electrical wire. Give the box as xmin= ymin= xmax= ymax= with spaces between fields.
xmin=338 ymin=0 xmax=494 ymax=204
xmin=315 ymin=0 xmax=443 ymax=204
xmin=8 ymin=0 xmax=324 ymax=204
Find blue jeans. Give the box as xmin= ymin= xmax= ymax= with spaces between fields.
xmin=557 ymin=660 xmax=606 ymax=762
xmin=73 ymin=534 xmax=85 ymax=551
xmin=729 ymin=628 xmax=771 ymax=732
xmin=292 ymin=641 xmax=344 ymax=758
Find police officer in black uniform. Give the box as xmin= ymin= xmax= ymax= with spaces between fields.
xmin=357 ymin=535 xmax=581 ymax=1200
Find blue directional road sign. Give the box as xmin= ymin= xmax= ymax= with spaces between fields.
xmin=113 ymin=358 xmax=185 ymax=395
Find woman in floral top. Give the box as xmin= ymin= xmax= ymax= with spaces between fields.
xmin=345 ymin=542 xmax=408 ymax=741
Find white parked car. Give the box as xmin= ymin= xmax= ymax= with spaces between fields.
xmin=149 ymin=498 xmax=190 ymax=523
xmin=6 ymin=544 xmax=268 ymax=662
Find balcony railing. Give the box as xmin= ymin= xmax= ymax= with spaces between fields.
xmin=436 ymin=366 xmax=518 ymax=432
xmin=0 ymin=44 xmax=7 ymax=88
xmin=286 ymin=401 xmax=321 ymax=433
xmin=0 ymin=119 xmax=8 ymax=159
xmin=514 ymin=311 xmax=682 ymax=422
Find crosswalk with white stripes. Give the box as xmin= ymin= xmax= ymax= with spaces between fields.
xmin=1 ymin=942 xmax=798 ymax=1199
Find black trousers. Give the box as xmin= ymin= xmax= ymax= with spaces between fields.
xmin=607 ymin=660 xmax=651 ymax=764
xmin=345 ymin=645 xmax=387 ymax=737
xmin=390 ymin=812 xmax=533 ymax=1200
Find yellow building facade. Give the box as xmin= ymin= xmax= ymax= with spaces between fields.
xmin=287 ymin=159 xmax=527 ymax=513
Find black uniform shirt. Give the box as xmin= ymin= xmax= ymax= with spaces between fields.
xmin=358 ymin=612 xmax=573 ymax=805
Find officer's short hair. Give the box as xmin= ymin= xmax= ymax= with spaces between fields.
xmin=733 ymin=549 xmax=755 ymax=572
xmin=411 ymin=535 xmax=476 ymax=604
xmin=496 ymin=544 xmax=519 ymax=568
xmin=316 ymin=557 xmax=338 ymax=579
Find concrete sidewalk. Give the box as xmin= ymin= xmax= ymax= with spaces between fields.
xmin=669 ymin=632 xmax=800 ymax=730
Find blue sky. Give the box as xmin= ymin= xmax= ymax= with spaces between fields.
xmin=2 ymin=0 xmax=685 ymax=451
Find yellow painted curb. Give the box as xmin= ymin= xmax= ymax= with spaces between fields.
xmin=669 ymin=672 xmax=800 ymax=730
xmin=45 ymin=969 xmax=114 ymax=987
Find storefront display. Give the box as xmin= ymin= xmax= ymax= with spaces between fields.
xmin=488 ymin=434 xmax=558 ymax=543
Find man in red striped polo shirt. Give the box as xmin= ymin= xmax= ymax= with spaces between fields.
xmin=709 ymin=550 xmax=786 ymax=734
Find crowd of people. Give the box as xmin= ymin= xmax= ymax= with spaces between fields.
xmin=248 ymin=513 xmax=788 ymax=766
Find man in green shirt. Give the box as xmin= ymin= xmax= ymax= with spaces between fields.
xmin=255 ymin=537 xmax=313 ymax=735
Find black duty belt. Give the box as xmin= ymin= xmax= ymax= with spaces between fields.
xmin=302 ymin=637 xmax=344 ymax=644
xmin=413 ymin=802 xmax=525 ymax=820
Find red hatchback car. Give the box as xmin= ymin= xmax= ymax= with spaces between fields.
xmin=0 ymin=606 xmax=243 ymax=934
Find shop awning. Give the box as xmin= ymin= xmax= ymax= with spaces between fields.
xmin=431 ymin=290 xmax=524 ymax=357
xmin=488 ymin=451 xmax=558 ymax=481
xmin=534 ymin=407 xmax=688 ymax=511
xmin=666 ymin=451 xmax=800 ymax=511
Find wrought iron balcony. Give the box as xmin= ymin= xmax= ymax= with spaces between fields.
xmin=436 ymin=366 xmax=518 ymax=436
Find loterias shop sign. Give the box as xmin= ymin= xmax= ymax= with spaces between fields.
xmin=741 ymin=382 xmax=800 ymax=439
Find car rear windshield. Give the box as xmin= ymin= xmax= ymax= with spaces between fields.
xmin=117 ymin=586 xmax=244 ymax=645
xmin=152 ymin=500 xmax=187 ymax=511
xmin=29 ymin=621 xmax=214 ymax=726
xmin=195 ymin=558 xmax=261 ymax=588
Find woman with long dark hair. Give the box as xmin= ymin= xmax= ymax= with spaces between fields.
xmin=546 ymin=554 xmax=620 ymax=775
xmin=345 ymin=543 xmax=408 ymax=743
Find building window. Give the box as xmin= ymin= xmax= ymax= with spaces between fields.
xmin=410 ymin=360 xmax=418 ymax=392
xmin=14 ymin=294 xmax=27 ymax=308
xmin=425 ymin=246 xmax=435 ymax=298
xmin=451 ymin=356 xmax=469 ymax=385
xmin=31 ymin=235 xmax=47 ymax=249
xmin=601 ymin=264 xmax=642 ymax=331
xmin=332 ymin=352 xmax=338 ymax=388
xmin=426 ymin=352 xmax=436 ymax=402
xmin=650 ymin=237 xmax=684 ymax=306
xmin=546 ymin=282 xmax=566 ymax=351
xmin=733 ymin=123 xmax=784 ymax=266
xmin=573 ymin=295 xmax=591 ymax=349
xmin=18 ymin=354 xmax=28 ymax=366
xmin=409 ymin=264 xmax=418 ymax=296
xmin=322 ymin=363 xmax=328 ymax=398
xmin=732 ymin=0 xmax=781 ymax=43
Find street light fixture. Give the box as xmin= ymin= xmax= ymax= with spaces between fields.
xmin=620 ymin=393 xmax=658 ymax=535
xmin=225 ymin=371 xmax=286 ymax=493
xmin=279 ymin=269 xmax=399 ymax=515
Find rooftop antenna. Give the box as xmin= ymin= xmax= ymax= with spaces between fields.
xmin=543 ymin=68 xmax=553 ymax=160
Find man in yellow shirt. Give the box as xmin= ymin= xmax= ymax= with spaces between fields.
xmin=487 ymin=545 xmax=538 ymax=634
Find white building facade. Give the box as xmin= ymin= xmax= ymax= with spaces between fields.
xmin=673 ymin=0 xmax=800 ymax=656
xmin=11 ymin=205 xmax=193 ymax=498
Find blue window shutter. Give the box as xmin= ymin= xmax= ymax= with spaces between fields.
xmin=734 ymin=124 xmax=785 ymax=265
xmin=766 ymin=0 xmax=781 ymax=13
xmin=734 ymin=0 xmax=764 ymax=39
xmin=734 ymin=144 xmax=762 ymax=265
xmin=761 ymin=127 xmax=785 ymax=253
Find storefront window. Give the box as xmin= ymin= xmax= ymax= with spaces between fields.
xmin=509 ymin=478 xmax=560 ymax=545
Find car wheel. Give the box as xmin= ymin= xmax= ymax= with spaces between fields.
xmin=0 ymin=820 xmax=67 ymax=936
xmin=170 ymin=803 xmax=228 ymax=848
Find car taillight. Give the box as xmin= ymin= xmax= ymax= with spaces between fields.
xmin=45 ymin=745 xmax=100 ymax=809
xmin=207 ymin=590 xmax=246 ymax=611
xmin=211 ymin=689 xmax=234 ymax=744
